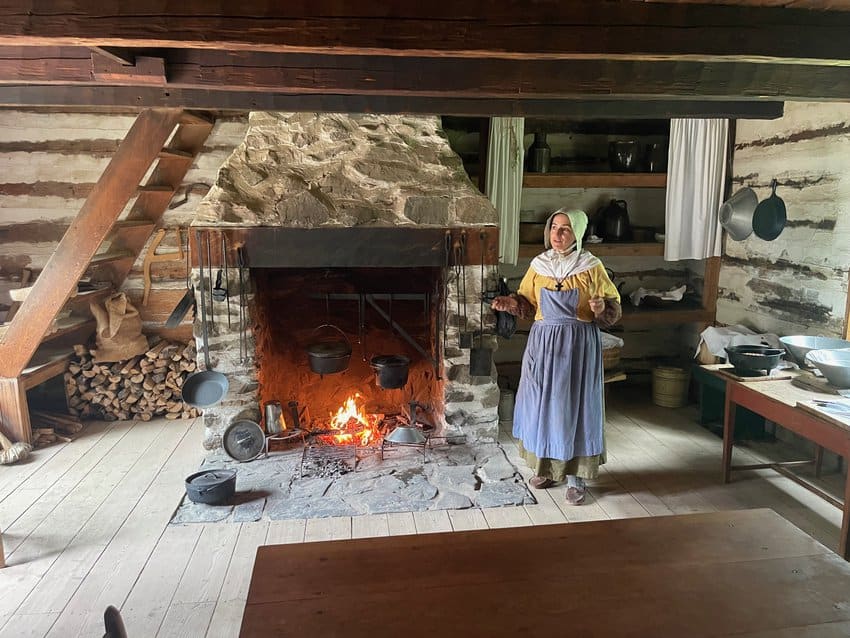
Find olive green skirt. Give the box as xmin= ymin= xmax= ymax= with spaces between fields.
xmin=518 ymin=441 xmax=603 ymax=482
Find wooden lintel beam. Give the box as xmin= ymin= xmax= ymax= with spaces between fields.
xmin=0 ymin=3 xmax=849 ymax=63
xmin=0 ymin=108 xmax=183 ymax=378
xmin=90 ymin=46 xmax=136 ymax=66
xmin=0 ymin=85 xmax=786 ymax=119
xmin=90 ymin=53 xmax=166 ymax=85
xmin=1 ymin=48 xmax=849 ymax=101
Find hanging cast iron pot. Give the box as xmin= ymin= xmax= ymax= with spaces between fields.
xmin=306 ymin=324 xmax=352 ymax=375
xmin=370 ymin=354 xmax=410 ymax=389
xmin=752 ymin=179 xmax=787 ymax=241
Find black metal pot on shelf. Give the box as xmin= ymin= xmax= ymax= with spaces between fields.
xmin=608 ymin=141 xmax=639 ymax=172
xmin=598 ymin=199 xmax=632 ymax=242
xmin=526 ymin=132 xmax=551 ymax=173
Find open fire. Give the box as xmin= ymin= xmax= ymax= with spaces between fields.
xmin=321 ymin=393 xmax=382 ymax=446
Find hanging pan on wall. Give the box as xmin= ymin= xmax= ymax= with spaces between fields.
xmin=719 ymin=187 xmax=757 ymax=241
xmin=752 ymin=179 xmax=787 ymax=241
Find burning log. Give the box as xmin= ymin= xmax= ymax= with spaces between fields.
xmin=64 ymin=338 xmax=201 ymax=421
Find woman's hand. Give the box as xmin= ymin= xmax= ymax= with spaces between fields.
xmin=491 ymin=295 xmax=519 ymax=315
xmin=589 ymin=296 xmax=605 ymax=317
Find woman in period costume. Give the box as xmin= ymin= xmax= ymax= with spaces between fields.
xmin=492 ymin=208 xmax=621 ymax=504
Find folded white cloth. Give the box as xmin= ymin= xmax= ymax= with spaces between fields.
xmin=601 ymin=332 xmax=625 ymax=349
xmin=696 ymin=325 xmax=784 ymax=360
xmin=629 ymin=284 xmax=687 ymax=307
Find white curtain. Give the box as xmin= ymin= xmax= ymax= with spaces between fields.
xmin=664 ymin=119 xmax=729 ymax=261
xmin=485 ymin=117 xmax=525 ymax=265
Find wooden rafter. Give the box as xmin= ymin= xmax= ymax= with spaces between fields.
xmin=0 ymin=108 xmax=183 ymax=379
xmin=0 ymin=2 xmax=849 ymax=63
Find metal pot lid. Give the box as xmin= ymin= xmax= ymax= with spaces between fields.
xmin=186 ymin=469 xmax=236 ymax=487
xmin=370 ymin=354 xmax=410 ymax=368
xmin=386 ymin=425 xmax=426 ymax=444
xmin=307 ymin=341 xmax=352 ymax=357
xmin=222 ymin=420 xmax=265 ymax=462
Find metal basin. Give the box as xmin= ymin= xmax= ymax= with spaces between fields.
xmin=806 ymin=349 xmax=850 ymax=388
xmin=779 ymin=335 xmax=850 ymax=367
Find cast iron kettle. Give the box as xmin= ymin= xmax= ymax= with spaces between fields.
xmin=600 ymin=199 xmax=632 ymax=242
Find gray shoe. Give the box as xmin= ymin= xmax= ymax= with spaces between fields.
xmin=565 ymin=486 xmax=586 ymax=505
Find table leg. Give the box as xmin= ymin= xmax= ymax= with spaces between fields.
xmin=815 ymin=446 xmax=825 ymax=478
xmin=722 ymin=388 xmax=736 ymax=484
xmin=840 ymin=468 xmax=850 ymax=561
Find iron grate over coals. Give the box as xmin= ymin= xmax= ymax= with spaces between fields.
xmin=300 ymin=442 xmax=358 ymax=479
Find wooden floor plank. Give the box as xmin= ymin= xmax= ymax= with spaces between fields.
xmin=447 ymin=508 xmax=489 ymax=531
xmin=304 ymin=516 xmax=352 ymax=542
xmin=0 ymin=391 xmax=846 ymax=638
xmin=386 ymin=512 xmax=416 ymax=536
xmin=351 ymin=514 xmax=390 ymax=539
xmin=265 ymin=519 xmax=305 ymax=545
xmin=171 ymin=523 xmax=241 ymax=605
xmin=481 ymin=506 xmax=533 ymax=529
xmin=120 ymin=524 xmax=204 ymax=637
xmin=44 ymin=419 xmax=202 ymax=638
xmin=413 ymin=509 xmax=453 ymax=533
xmin=156 ymin=601 xmax=215 ymax=638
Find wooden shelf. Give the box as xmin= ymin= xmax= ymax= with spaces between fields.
xmin=518 ymin=242 xmax=664 ymax=258
xmin=21 ymin=353 xmax=72 ymax=391
xmin=619 ymin=302 xmax=714 ymax=326
xmin=522 ymin=172 xmax=667 ymax=189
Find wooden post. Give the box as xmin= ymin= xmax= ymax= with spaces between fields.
xmin=0 ymin=108 xmax=183 ymax=378
xmin=844 ymin=267 xmax=850 ymax=341
xmin=0 ymin=377 xmax=30 ymax=444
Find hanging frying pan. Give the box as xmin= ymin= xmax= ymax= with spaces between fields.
xmin=182 ymin=230 xmax=229 ymax=408
xmin=752 ymin=179 xmax=787 ymax=241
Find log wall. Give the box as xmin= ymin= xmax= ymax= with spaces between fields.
xmin=719 ymin=101 xmax=850 ymax=337
xmin=0 ymin=109 xmax=249 ymax=340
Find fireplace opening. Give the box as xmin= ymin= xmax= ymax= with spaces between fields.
xmin=251 ymin=266 xmax=445 ymax=447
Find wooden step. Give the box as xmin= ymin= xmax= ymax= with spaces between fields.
xmin=89 ymin=250 xmax=134 ymax=267
xmin=41 ymin=318 xmax=96 ymax=345
xmin=137 ymin=184 xmax=175 ymax=195
xmin=158 ymin=148 xmax=194 ymax=160
xmin=69 ymin=285 xmax=113 ymax=304
xmin=179 ymin=111 xmax=214 ymax=126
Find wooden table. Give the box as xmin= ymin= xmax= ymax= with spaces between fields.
xmin=240 ymin=509 xmax=850 ymax=637
xmin=716 ymin=368 xmax=850 ymax=560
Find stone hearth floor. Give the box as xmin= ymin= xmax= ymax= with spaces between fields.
xmin=171 ymin=440 xmax=535 ymax=523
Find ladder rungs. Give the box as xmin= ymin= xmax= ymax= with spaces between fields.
xmin=89 ymin=251 xmax=133 ymax=266
xmin=179 ymin=111 xmax=214 ymax=125
xmin=158 ymin=148 xmax=194 ymax=160
xmin=137 ymin=184 xmax=174 ymax=193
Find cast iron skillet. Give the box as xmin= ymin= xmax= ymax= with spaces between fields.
xmin=753 ymin=180 xmax=786 ymax=241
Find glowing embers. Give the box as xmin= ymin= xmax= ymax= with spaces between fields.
xmin=316 ymin=393 xmax=383 ymax=447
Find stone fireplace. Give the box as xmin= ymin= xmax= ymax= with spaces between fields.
xmin=189 ymin=112 xmax=502 ymax=453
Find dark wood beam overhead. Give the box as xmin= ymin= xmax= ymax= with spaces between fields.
xmin=0 ymin=85 xmax=785 ymax=119
xmin=0 ymin=2 xmax=849 ymax=63
xmin=0 ymin=48 xmax=847 ymax=101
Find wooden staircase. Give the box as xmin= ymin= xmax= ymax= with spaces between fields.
xmin=0 ymin=108 xmax=215 ymax=443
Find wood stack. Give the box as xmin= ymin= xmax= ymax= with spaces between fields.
xmin=30 ymin=410 xmax=84 ymax=447
xmin=64 ymin=339 xmax=201 ymax=421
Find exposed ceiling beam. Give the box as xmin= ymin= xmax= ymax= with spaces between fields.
xmin=0 ymin=85 xmax=785 ymax=119
xmin=0 ymin=2 xmax=849 ymax=64
xmin=0 ymin=48 xmax=846 ymax=101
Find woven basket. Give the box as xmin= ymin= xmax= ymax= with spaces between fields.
xmin=602 ymin=346 xmax=621 ymax=370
